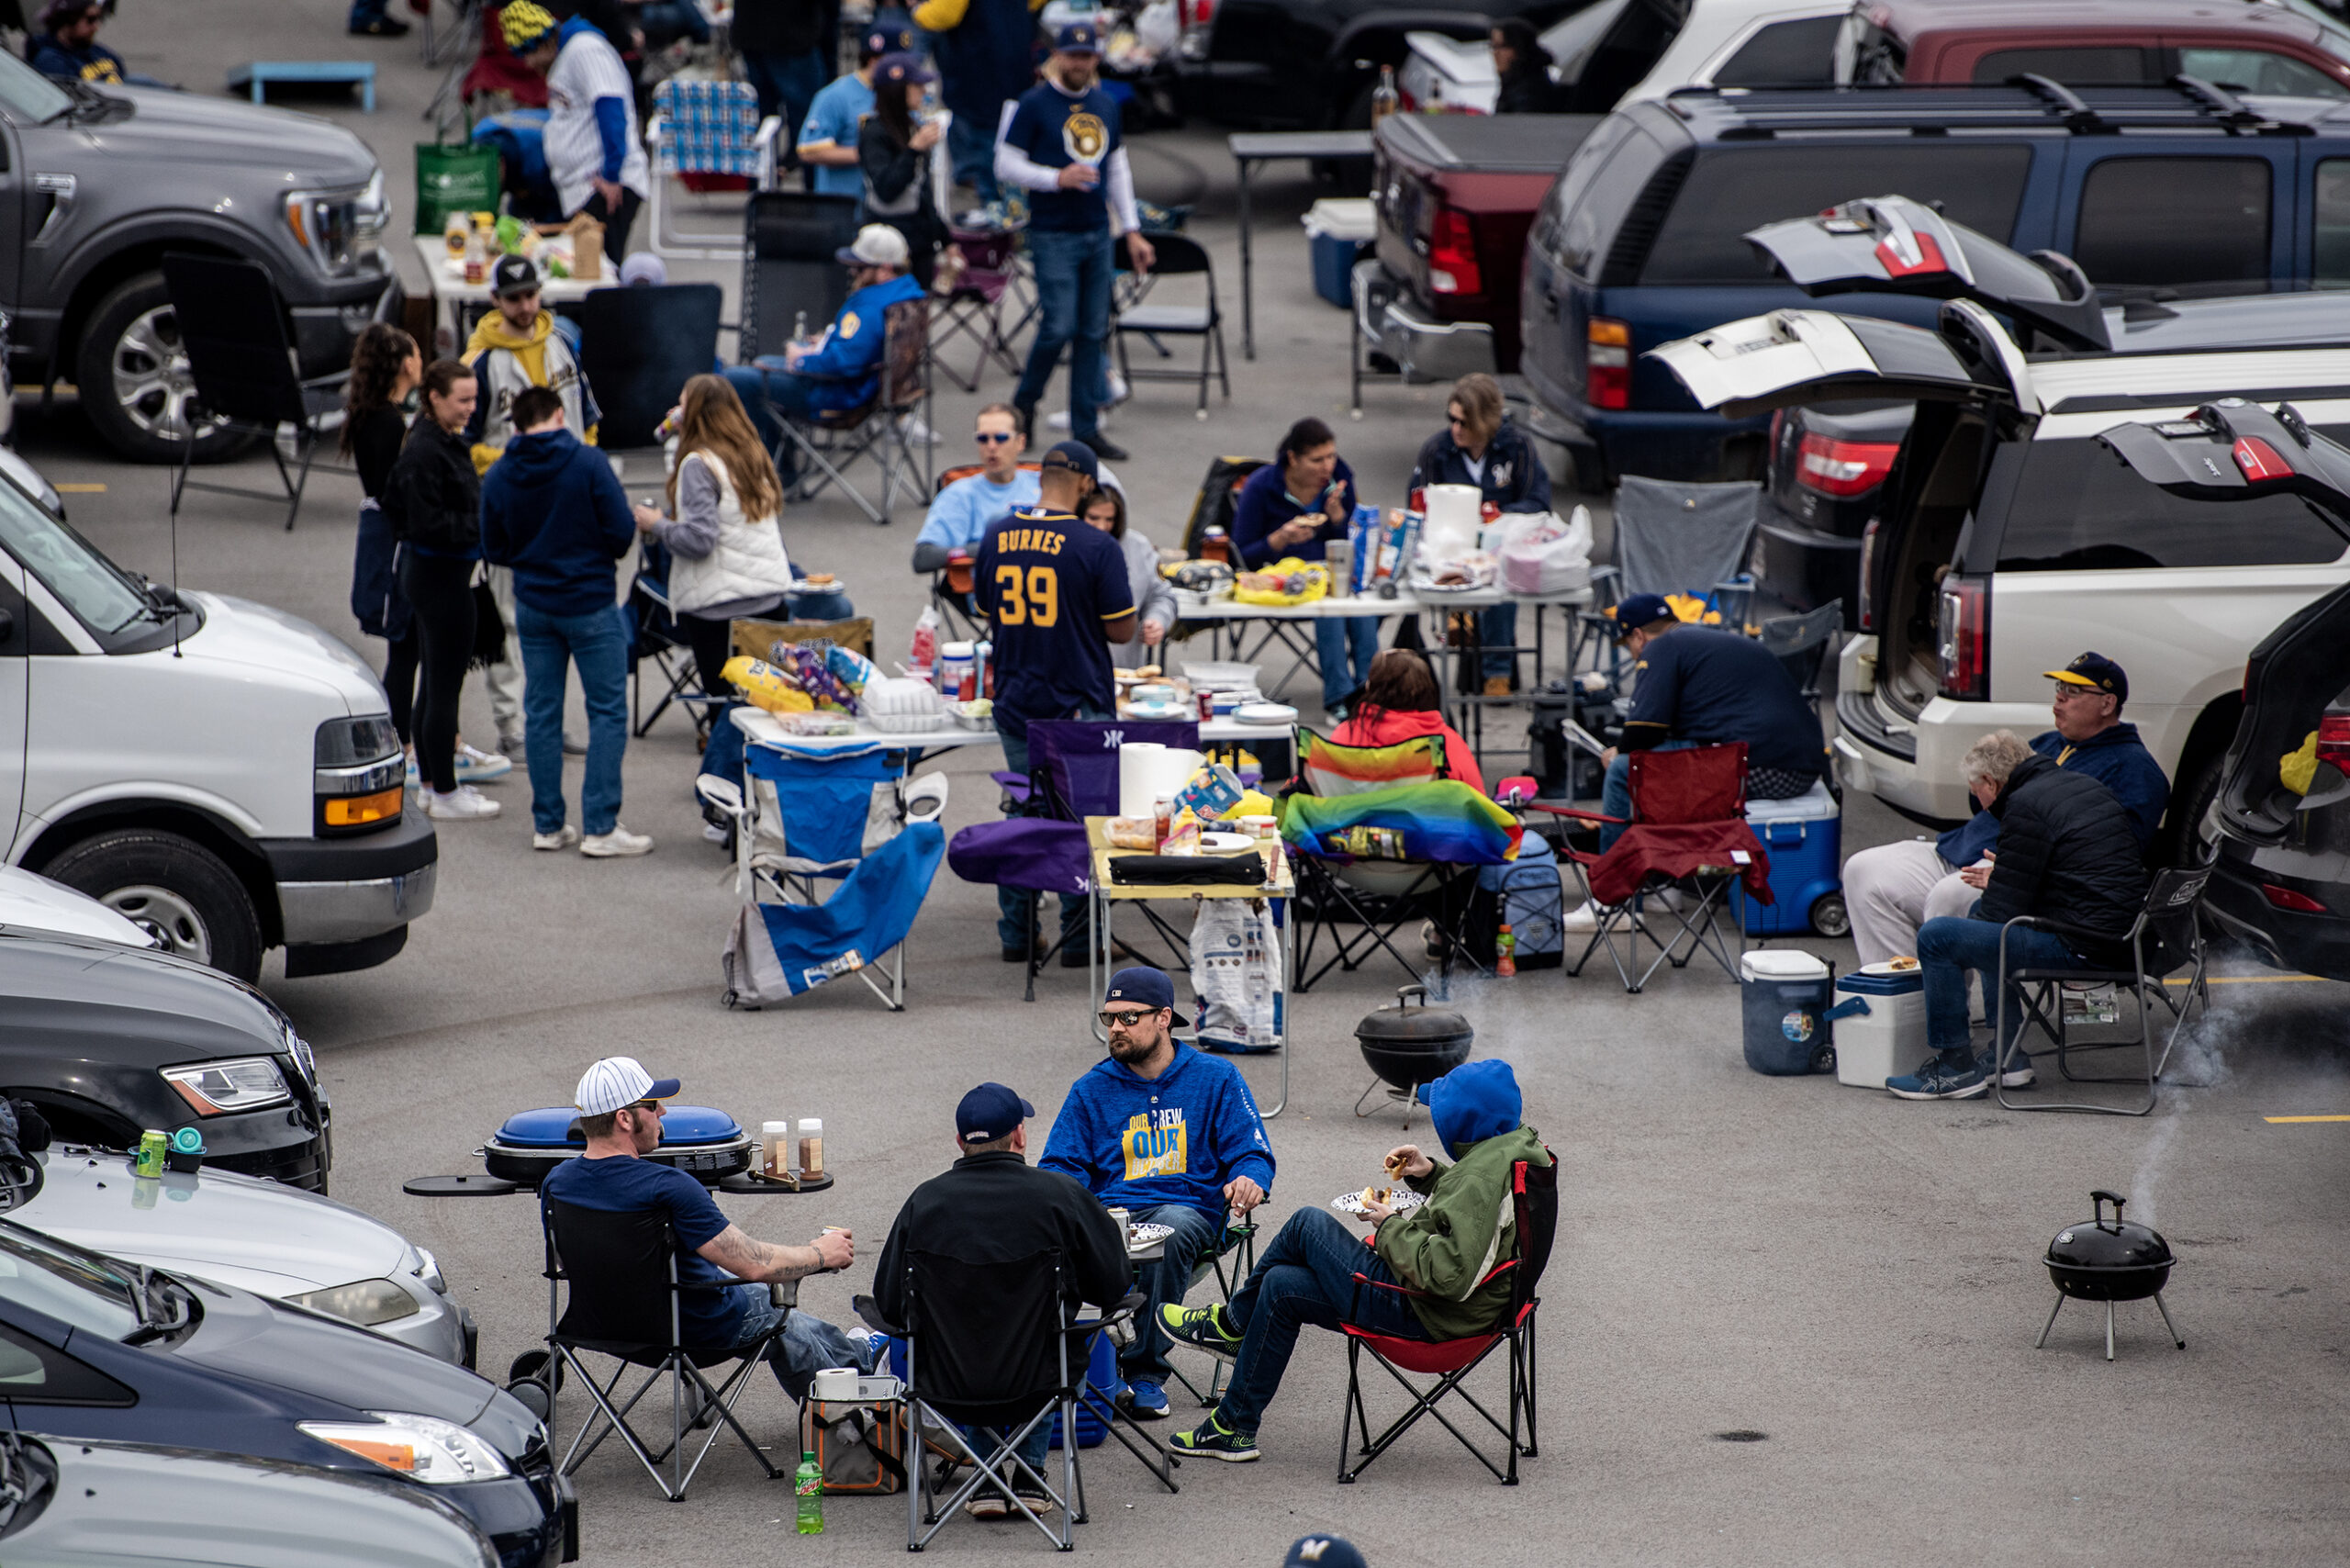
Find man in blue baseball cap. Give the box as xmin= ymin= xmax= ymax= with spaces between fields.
xmin=1570 ymin=590 xmax=1825 ymax=900
xmin=1040 ymin=968 xmax=1273 ymax=1421
xmin=797 ymin=26 xmax=907 ymax=204
xmin=872 ymin=1081 xmax=1131 ymax=1518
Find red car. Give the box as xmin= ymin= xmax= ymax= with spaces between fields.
xmin=1852 ymin=0 xmax=2350 ymax=97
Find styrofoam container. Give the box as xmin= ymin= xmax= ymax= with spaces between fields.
xmin=1832 ymin=969 xmax=1929 ymax=1089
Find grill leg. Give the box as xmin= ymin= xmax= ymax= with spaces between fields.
xmin=2154 ymin=1291 xmax=2185 ymax=1350
xmin=2035 ymin=1294 xmax=2065 ymax=1350
xmin=2105 ymin=1300 xmax=2116 ymax=1361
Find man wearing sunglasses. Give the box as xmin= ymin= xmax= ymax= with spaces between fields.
xmin=1039 ymin=969 xmax=1273 ymax=1421
xmin=912 ymin=403 xmax=1043 ymax=576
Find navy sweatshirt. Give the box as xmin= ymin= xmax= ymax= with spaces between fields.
xmin=479 ymin=427 xmax=635 ymax=616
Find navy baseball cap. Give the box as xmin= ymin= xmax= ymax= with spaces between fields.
xmin=1283 ymin=1537 xmax=1370 ymax=1568
xmin=1102 ymin=966 xmax=1187 ymax=1026
xmin=862 ymin=23 xmax=912 ymax=58
xmin=875 ymin=50 xmax=935 ymax=87
xmin=1611 ymin=591 xmax=1674 ymax=640
xmin=1041 ymin=439 xmax=1099 ymax=482
xmin=2044 ymin=650 xmax=2127 ymax=704
xmin=1055 ymin=19 xmax=1100 ymax=52
xmin=956 ymin=1081 xmax=1035 ymax=1144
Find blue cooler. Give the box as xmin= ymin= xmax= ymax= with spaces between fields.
xmin=1304 ymin=198 xmax=1376 ymax=309
xmin=1737 ymin=781 xmax=1843 ymax=938
xmin=1738 ymin=949 xmax=1837 ymax=1076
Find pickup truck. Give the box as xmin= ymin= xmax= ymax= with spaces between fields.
xmin=1360 ymin=112 xmax=1596 ymax=385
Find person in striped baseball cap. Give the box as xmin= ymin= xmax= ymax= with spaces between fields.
xmin=507 ymin=0 xmax=649 ymax=263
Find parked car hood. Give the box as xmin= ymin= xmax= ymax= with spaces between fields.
xmin=0 ymin=868 xmax=151 ymax=948
xmin=73 ymin=87 xmax=378 ymax=186
xmin=177 ymin=592 xmax=388 ymax=717
xmin=0 ymin=930 xmax=291 ymax=1070
xmin=12 ymin=1152 xmax=405 ymax=1298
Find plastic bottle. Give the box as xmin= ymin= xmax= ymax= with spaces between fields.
xmin=1495 ymin=923 xmax=1516 ymax=979
xmin=796 ymin=1451 xmax=824 ymax=1533
xmin=1201 ymin=527 xmax=1230 ymax=564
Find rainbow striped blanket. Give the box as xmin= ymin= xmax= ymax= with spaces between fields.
xmin=1281 ymin=779 xmax=1524 ymax=866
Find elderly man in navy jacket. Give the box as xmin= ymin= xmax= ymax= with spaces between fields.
xmin=1845 ymin=652 xmax=2170 ymax=967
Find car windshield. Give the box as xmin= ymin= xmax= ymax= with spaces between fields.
xmin=0 ymin=50 xmax=73 ymax=124
xmin=0 ymin=1225 xmax=142 ymax=1340
xmin=0 ymin=475 xmax=150 ymax=636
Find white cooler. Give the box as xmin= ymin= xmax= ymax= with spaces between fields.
xmin=1832 ymin=966 xmax=1929 ymax=1088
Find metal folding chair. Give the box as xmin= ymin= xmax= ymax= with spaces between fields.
xmin=646 ymin=78 xmax=781 ymax=260
xmin=930 ymin=226 xmax=1028 ymax=393
xmin=626 ymin=541 xmax=707 ymax=741
xmin=1112 ymin=231 xmax=1231 ymax=420
xmin=771 ymin=297 xmax=934 ymax=525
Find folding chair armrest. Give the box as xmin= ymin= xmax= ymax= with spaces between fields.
xmin=1522 ymin=803 xmax=1626 ymax=825
xmin=1998 ymin=912 xmax=2109 ymax=947
xmin=753 ymin=114 xmax=782 ymax=149
xmin=1093 ymin=1288 xmax=1149 ymax=1332
xmin=1348 ymin=1271 xmax=1426 ymax=1298
xmin=695 ymin=775 xmax=746 ymax=819
xmin=852 ymin=1293 xmax=907 ymax=1338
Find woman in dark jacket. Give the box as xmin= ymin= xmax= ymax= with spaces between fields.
xmin=381 ymin=359 xmax=499 ymax=823
xmin=343 ymin=324 xmax=421 ymax=758
xmin=1490 ymin=19 xmax=1563 ymax=115
xmin=858 ymin=52 xmax=946 ymax=289
xmin=1409 ymin=371 xmax=1553 ymax=695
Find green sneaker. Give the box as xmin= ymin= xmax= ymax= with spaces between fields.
xmin=1158 ymin=1302 xmax=1242 ymax=1361
xmin=1169 ymin=1410 xmax=1259 ymax=1462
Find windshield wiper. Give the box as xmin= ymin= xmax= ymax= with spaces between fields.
xmin=119 ymin=1264 xmax=190 ymax=1345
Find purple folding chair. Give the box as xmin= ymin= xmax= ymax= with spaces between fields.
xmin=1027 ymin=719 xmax=1201 ymax=821
xmin=946 ymin=817 xmax=1094 ymax=1001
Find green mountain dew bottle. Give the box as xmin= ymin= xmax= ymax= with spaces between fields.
xmin=795 ymin=1450 xmax=823 ymax=1534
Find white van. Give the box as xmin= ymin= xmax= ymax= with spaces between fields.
xmin=0 ymin=452 xmax=432 ymax=981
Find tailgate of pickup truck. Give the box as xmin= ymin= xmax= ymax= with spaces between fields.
xmin=1378 ymin=112 xmax=1604 ymax=175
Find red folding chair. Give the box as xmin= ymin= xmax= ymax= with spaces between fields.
xmin=1337 ymin=1154 xmax=1556 ymax=1484
xmin=1525 ymin=744 xmax=1772 ymax=992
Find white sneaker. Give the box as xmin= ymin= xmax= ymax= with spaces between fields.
xmin=424 ymin=785 xmax=501 ymax=820
xmin=533 ymin=824 xmax=580 ymax=851
xmin=453 ymin=743 xmax=512 ymax=783
xmin=1561 ymin=902 xmax=1615 ymax=933
xmin=701 ymin=822 xmax=728 ymax=845
xmin=404 ymin=756 xmax=420 ymax=790
xmin=1107 ymin=371 xmax=1130 ymax=407
xmin=581 ymin=823 xmax=655 ymax=858
xmin=897 ymin=412 xmax=941 ymax=446
xmin=1047 ymin=403 xmax=1118 ymax=432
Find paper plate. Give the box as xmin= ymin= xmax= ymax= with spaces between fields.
xmin=1234 ymin=702 xmax=1298 ymax=725
xmin=1125 ymin=1221 xmax=1176 ymax=1252
xmin=1200 ymin=831 xmax=1253 ymax=852
xmin=1331 ymin=1189 xmax=1428 ymax=1218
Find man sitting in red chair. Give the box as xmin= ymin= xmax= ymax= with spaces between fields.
xmin=1162 ymin=1060 xmax=1547 ymax=1462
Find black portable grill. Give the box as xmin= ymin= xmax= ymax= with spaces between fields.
xmin=481 ymin=1105 xmax=756 ymax=1188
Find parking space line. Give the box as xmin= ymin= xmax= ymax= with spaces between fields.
xmin=2264 ymin=1115 xmax=2350 ymax=1123
xmin=2168 ymin=975 xmax=2324 ymax=985
xmin=52 ymin=483 xmax=104 ymax=493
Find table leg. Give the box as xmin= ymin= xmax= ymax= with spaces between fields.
xmin=1237 ymin=156 xmax=1255 ymax=361
xmin=1262 ymin=892 xmax=1290 ymax=1117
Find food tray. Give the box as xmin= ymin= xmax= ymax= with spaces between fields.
xmin=1331 ymin=1188 xmax=1428 ymax=1217
xmin=866 ymin=710 xmax=948 ymax=733
xmin=1181 ymin=660 xmax=1260 ymax=691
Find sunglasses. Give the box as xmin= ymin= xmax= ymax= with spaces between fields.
xmin=976 ymin=431 xmax=1017 ymax=443
xmin=1098 ymin=1008 xmax=1160 ymax=1029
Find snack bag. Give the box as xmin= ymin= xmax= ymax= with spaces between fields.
xmin=723 ymin=655 xmax=815 ymax=714
xmin=1176 ymin=761 xmax=1245 ymax=821
xmin=825 ymin=644 xmax=876 ymax=695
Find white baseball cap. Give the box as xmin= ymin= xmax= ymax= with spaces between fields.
xmin=575 ymin=1056 xmax=681 ymax=1117
xmin=836 ymin=223 xmax=911 ymax=269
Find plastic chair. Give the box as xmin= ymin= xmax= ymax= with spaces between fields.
xmin=1337 ymin=1155 xmax=1554 ymax=1484
xmin=1113 ymin=231 xmax=1231 ymax=420
xmin=647 ymin=78 xmax=781 ymax=260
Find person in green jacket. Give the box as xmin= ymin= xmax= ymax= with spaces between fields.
xmin=1162 ymin=1059 xmax=1547 ymax=1462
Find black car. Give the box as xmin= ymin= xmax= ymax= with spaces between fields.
xmin=0 ymin=1215 xmax=572 ymax=1566
xmin=0 ymin=929 xmax=330 ymax=1191
xmin=1760 ymin=399 xmax=1908 ymax=627
xmin=2092 ymin=398 xmax=2350 ymax=978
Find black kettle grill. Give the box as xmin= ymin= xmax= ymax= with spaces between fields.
xmin=1354 ymin=984 xmax=1474 ymax=1122
xmin=2037 ymin=1190 xmax=2185 ymax=1361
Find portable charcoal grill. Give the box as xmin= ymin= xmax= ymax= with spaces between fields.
xmin=2038 ymin=1189 xmax=2186 ymax=1361
xmin=481 ymin=1105 xmax=756 ymax=1187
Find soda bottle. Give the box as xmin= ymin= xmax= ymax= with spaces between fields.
xmin=1495 ymin=923 xmax=1517 ymax=979
xmin=796 ymin=1451 xmax=824 ymax=1533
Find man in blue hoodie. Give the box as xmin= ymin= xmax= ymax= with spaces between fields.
xmin=1164 ymin=1058 xmax=1547 ymax=1463
xmin=479 ymin=386 xmax=647 ymax=857
xmin=1040 ymin=968 xmax=1272 ymax=1422
xmin=723 ymin=225 xmax=929 ymax=464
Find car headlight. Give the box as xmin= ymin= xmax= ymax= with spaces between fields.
xmin=288 ymin=1276 xmax=421 ymax=1327
xmin=284 ymin=170 xmax=386 ymax=277
xmin=161 ymin=1057 xmax=292 ymax=1115
xmin=299 ymin=1413 xmax=510 ymax=1484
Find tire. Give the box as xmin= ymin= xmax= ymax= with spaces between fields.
xmin=2165 ymin=749 xmax=2227 ymax=870
xmin=73 ymin=271 xmax=261 ymax=464
xmin=1809 ymin=892 xmax=1852 ymax=939
xmin=42 ymin=828 xmax=264 ymax=981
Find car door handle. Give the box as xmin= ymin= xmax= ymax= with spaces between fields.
xmin=0 ymin=607 xmax=14 ymax=643
xmin=31 ymin=173 xmax=73 ymax=247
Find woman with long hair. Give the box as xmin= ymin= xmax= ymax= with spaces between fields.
xmin=633 ymin=375 xmax=856 ymax=696
xmin=1491 ymin=18 xmax=1564 ymax=114
xmin=1408 ymin=370 xmax=1552 ymax=696
xmin=382 ymin=358 xmax=500 ymax=822
xmin=1079 ymin=481 xmax=1178 ymax=671
xmin=858 ymin=52 xmax=947 ymax=289
xmin=343 ymin=324 xmax=423 ymax=762
xmin=1331 ymin=647 xmax=1485 ymax=792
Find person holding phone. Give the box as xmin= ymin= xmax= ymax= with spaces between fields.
xmin=1229 ymin=417 xmax=1375 ymax=717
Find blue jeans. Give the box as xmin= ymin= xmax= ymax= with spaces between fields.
xmin=722 ymin=364 xmax=834 ymax=457
xmin=963 ymin=1417 xmax=1051 ymax=1480
xmin=995 ymin=713 xmax=1104 ymax=950
xmin=1597 ymin=739 xmax=1698 ymax=852
xmin=1215 ymin=1208 xmax=1426 ymax=1435
xmin=724 ymin=1285 xmax=884 ymax=1398
xmin=1121 ymin=1203 xmax=1225 ymax=1381
xmin=741 ymin=49 xmax=826 ymax=147
xmin=1316 ymin=616 xmax=1382 ymax=711
xmin=946 ymin=111 xmax=999 ymax=207
xmin=1016 ymin=228 xmax=1113 ymax=444
xmin=515 ymin=599 xmax=630 ymax=836
xmin=1917 ymin=914 xmax=2080 ymax=1058
xmin=636 ymin=0 xmax=711 ymax=46
xmin=1476 ymin=603 xmax=1517 ymax=682
xmin=787 ymin=588 xmax=856 ymax=622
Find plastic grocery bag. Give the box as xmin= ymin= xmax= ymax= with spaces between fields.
xmin=1498 ymin=506 xmax=1594 ymax=595
xmin=1192 ymin=901 xmax=1283 ymax=1054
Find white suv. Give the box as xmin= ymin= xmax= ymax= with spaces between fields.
xmin=1651 ymin=196 xmax=2350 ymax=861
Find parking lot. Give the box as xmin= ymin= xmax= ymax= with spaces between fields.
xmin=8 ymin=3 xmax=2350 ymax=1564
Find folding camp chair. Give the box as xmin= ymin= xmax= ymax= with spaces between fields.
xmin=737 ymin=191 xmax=861 ymax=367
xmin=1580 ymin=476 xmax=1764 ymax=687
xmin=540 ymin=1199 xmax=790 ymax=1502
xmin=1161 ymin=1215 xmax=1257 ymax=1409
xmin=925 ymin=459 xmax=1040 ymax=640
xmin=626 ymin=541 xmax=708 ymax=740
xmin=1112 ymin=232 xmax=1231 ymax=420
xmin=646 ymin=77 xmax=781 ymax=260
xmin=1991 ymin=868 xmax=2214 ymax=1117
xmin=1758 ymin=602 xmax=1843 ymax=700
xmin=770 ymin=296 xmax=934 ymax=525
xmin=1528 ymin=744 xmax=1771 ymax=993
xmin=1338 ymin=1154 xmax=1554 ymax=1485
xmin=856 ymin=1251 xmax=1148 ymax=1551
xmin=158 ymin=253 xmax=345 ymax=531
xmin=701 ymin=740 xmax=948 ymax=1010
xmin=930 ymin=226 xmax=1028 ymax=393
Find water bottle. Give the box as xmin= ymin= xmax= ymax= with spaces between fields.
xmin=795 ymin=1450 xmax=823 ymax=1533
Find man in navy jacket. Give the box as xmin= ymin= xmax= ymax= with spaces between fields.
xmin=1040 ymin=968 xmax=1272 ymax=1422
xmin=723 ymin=225 xmax=928 ymax=461
xmin=1408 ymin=373 xmax=1552 ymax=694
xmin=480 ymin=386 xmax=644 ymax=857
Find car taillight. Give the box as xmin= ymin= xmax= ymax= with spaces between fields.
xmin=1857 ymin=519 xmax=1880 ymax=633
xmin=1937 ymin=574 xmax=1990 ymax=700
xmin=2263 ymin=882 xmax=2328 ymax=913
xmin=1587 ymin=317 xmax=1631 ymax=410
xmin=1796 ymin=433 xmax=1901 ymax=498
xmin=1179 ymin=0 xmax=1214 ymax=57
xmin=2317 ymin=713 xmax=2350 ymax=773
xmin=1428 ymin=207 xmax=1483 ymax=297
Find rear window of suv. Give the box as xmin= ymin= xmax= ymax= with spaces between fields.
xmin=1639 ymin=143 xmax=2033 ymax=284
xmin=1995 ymin=437 xmax=2350 ymax=572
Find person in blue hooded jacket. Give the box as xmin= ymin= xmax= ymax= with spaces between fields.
xmin=1040 ymin=967 xmax=1272 ymax=1423
xmin=722 ymin=224 xmax=928 ymax=465
xmin=479 ymin=385 xmax=646 ymax=858
xmin=1162 ymin=1058 xmax=1548 ymax=1462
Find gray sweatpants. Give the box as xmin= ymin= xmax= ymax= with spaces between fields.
xmin=1845 ymin=837 xmax=1980 ymax=966
xmin=486 ymin=565 xmax=523 ymax=739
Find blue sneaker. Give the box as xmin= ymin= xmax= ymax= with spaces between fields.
xmin=1169 ymin=1409 xmax=1258 ymax=1462
xmin=1117 ymin=1377 xmax=1169 ymax=1420
xmin=1158 ymin=1303 xmax=1242 ymax=1361
xmin=1886 ymin=1052 xmax=1989 ymax=1102
xmin=453 ymin=743 xmax=512 ymax=783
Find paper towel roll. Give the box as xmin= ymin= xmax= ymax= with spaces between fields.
xmin=1423 ymin=484 xmax=1483 ymax=559
xmin=1118 ymin=743 xmax=1166 ymax=818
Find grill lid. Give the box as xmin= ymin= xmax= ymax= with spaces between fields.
xmin=491 ymin=1104 xmax=748 ymax=1149
xmin=2047 ymin=1190 xmax=2174 ymax=1271
xmin=1355 ymin=983 xmax=1474 ymax=1047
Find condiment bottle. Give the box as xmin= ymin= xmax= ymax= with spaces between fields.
xmin=1153 ymin=795 xmax=1174 ymax=849
xmin=798 ymin=1118 xmax=824 ymax=1179
xmin=1201 ymin=527 xmax=1229 ymax=564
xmin=762 ymin=1120 xmax=791 ymax=1179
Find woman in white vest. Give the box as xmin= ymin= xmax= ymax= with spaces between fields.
xmin=632 ymin=375 xmax=856 ymax=695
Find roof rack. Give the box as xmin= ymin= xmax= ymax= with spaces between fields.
xmin=1661 ymin=82 xmax=2321 ymax=139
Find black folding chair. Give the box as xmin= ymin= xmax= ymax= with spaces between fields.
xmin=626 ymin=539 xmax=710 ymax=741
xmin=1992 ymin=868 xmax=2214 ymax=1117
xmin=1337 ymin=1155 xmax=1554 ymax=1484
xmin=1758 ymin=602 xmax=1843 ymax=700
xmin=577 ymin=282 xmax=723 ymax=449
xmin=1112 ymin=231 xmax=1230 ymax=420
xmin=158 ymin=252 xmax=345 ymax=531
xmin=738 ymin=191 xmax=860 ymax=364
xmin=539 ymin=1197 xmax=790 ymax=1501
xmin=856 ymin=1249 xmax=1152 ymax=1551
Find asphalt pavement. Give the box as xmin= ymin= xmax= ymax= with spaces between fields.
xmin=37 ymin=7 xmax=2350 ymax=1564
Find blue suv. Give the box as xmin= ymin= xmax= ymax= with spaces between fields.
xmin=1521 ymin=79 xmax=2350 ymax=487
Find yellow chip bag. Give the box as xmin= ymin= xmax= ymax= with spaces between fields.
xmin=722 ymin=655 xmax=814 ymax=714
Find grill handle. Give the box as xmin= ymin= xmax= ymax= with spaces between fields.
xmin=2091 ymin=1189 xmax=2127 ymax=1229
xmin=1395 ymin=983 xmax=1428 ymax=1010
